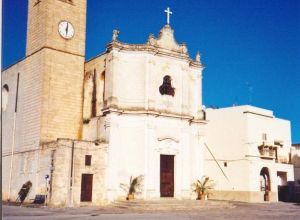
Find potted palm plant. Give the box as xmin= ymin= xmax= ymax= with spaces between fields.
xmin=120 ymin=175 xmax=144 ymax=200
xmin=191 ymin=176 xmax=215 ymax=200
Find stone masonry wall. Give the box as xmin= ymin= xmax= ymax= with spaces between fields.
xmin=49 ymin=139 xmax=107 ymax=207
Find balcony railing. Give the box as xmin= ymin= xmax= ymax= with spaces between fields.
xmin=258 ymin=145 xmax=276 ymax=159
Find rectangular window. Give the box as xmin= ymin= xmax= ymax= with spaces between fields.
xmin=262 ymin=133 xmax=267 ymax=141
xmin=85 ymin=155 xmax=92 ymax=166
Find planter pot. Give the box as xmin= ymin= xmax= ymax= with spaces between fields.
xmin=197 ymin=193 xmax=207 ymax=201
xmin=201 ymin=195 xmax=207 ymax=201
xmin=126 ymin=194 xmax=134 ymax=200
xmin=264 ymin=191 xmax=270 ymax=201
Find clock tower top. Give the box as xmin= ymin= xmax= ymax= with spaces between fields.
xmin=26 ymin=0 xmax=86 ymax=57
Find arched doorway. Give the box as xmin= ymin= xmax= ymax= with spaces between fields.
xmin=260 ymin=167 xmax=270 ymax=201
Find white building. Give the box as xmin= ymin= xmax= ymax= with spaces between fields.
xmin=81 ymin=24 xmax=207 ymax=202
xmin=204 ymin=105 xmax=295 ymax=202
xmin=292 ymin=144 xmax=300 ymax=185
xmin=2 ymin=0 xmax=296 ymax=207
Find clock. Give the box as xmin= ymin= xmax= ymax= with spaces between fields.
xmin=58 ymin=21 xmax=74 ymax=39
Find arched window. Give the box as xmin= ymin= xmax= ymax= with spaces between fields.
xmin=91 ymin=69 xmax=97 ymax=117
xmin=159 ymin=75 xmax=175 ymax=96
xmin=2 ymin=84 xmax=9 ymax=111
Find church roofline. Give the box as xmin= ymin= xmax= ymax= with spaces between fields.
xmin=2 ymin=57 xmax=26 ymax=72
xmin=102 ymin=25 xmax=203 ymax=68
xmin=206 ymin=105 xmax=277 ymax=119
xmin=85 ymin=51 xmax=107 ymax=64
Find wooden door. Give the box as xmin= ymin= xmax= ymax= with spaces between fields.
xmin=80 ymin=174 xmax=93 ymax=202
xmin=160 ymin=155 xmax=174 ymax=197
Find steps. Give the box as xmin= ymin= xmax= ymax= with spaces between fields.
xmin=110 ymin=199 xmax=235 ymax=211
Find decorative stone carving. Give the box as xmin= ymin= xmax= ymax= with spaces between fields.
xmin=180 ymin=43 xmax=188 ymax=54
xmin=112 ymin=29 xmax=119 ymax=41
xmin=159 ymin=75 xmax=175 ymax=97
xmin=105 ymin=25 xmax=205 ymax=69
xmin=148 ymin=34 xmax=157 ymax=46
xmin=158 ymin=137 xmax=179 ymax=143
xmin=156 ymin=25 xmax=183 ymax=52
xmin=195 ymin=51 xmax=201 ymax=63
xmin=155 ymin=137 xmax=180 ymax=155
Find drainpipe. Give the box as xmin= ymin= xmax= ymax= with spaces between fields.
xmin=48 ymin=149 xmax=55 ymax=203
xmin=8 ymin=73 xmax=20 ymax=201
xmin=69 ymin=141 xmax=75 ymax=207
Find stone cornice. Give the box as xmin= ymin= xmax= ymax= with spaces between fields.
xmin=101 ymin=107 xmax=207 ymax=124
xmin=105 ymin=25 xmax=203 ymax=69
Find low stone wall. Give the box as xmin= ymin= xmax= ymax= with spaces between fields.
xmin=209 ymin=190 xmax=278 ymax=203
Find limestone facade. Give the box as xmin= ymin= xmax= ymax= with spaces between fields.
xmin=82 ymin=24 xmax=206 ymax=201
xmin=2 ymin=0 xmax=296 ymax=207
xmin=2 ymin=0 xmax=87 ymax=206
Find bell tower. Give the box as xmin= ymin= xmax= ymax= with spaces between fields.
xmin=26 ymin=0 xmax=87 ymax=141
xmin=26 ymin=0 xmax=86 ymax=56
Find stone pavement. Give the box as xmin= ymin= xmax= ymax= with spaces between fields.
xmin=3 ymin=199 xmax=300 ymax=220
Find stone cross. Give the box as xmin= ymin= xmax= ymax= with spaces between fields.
xmin=164 ymin=7 xmax=173 ymax=25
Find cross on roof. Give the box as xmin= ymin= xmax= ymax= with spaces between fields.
xmin=164 ymin=7 xmax=173 ymax=25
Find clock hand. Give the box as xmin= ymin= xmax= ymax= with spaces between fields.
xmin=65 ymin=23 xmax=69 ymax=35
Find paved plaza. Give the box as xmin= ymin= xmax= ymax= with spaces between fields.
xmin=2 ymin=200 xmax=300 ymax=220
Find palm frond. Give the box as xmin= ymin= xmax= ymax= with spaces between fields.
xmin=121 ymin=175 xmax=144 ymax=195
xmin=191 ymin=176 xmax=215 ymax=195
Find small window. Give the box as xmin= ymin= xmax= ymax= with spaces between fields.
xmin=2 ymin=84 xmax=9 ymax=111
xmin=159 ymin=75 xmax=175 ymax=96
xmin=262 ymin=133 xmax=267 ymax=141
xmin=85 ymin=155 xmax=92 ymax=166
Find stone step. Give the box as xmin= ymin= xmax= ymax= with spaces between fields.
xmin=111 ymin=199 xmax=235 ymax=210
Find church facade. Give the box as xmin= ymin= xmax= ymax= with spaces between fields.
xmin=82 ymin=23 xmax=206 ymax=202
xmin=2 ymin=0 xmax=295 ymax=207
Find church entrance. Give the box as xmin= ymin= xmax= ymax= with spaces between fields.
xmin=80 ymin=174 xmax=93 ymax=202
xmin=160 ymin=155 xmax=174 ymax=197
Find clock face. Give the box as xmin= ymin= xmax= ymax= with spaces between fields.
xmin=58 ymin=21 xmax=74 ymax=39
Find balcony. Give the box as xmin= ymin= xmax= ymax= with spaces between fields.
xmin=277 ymin=155 xmax=292 ymax=164
xmin=258 ymin=145 xmax=276 ymax=159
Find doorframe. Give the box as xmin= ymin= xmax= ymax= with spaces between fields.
xmin=260 ymin=167 xmax=271 ymax=201
xmin=80 ymin=173 xmax=93 ymax=202
xmin=160 ymin=154 xmax=175 ymax=197
xmin=155 ymin=138 xmax=181 ymax=199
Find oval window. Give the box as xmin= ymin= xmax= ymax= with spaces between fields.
xmin=2 ymin=84 xmax=9 ymax=111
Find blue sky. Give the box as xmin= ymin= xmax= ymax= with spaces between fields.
xmin=2 ymin=0 xmax=300 ymax=143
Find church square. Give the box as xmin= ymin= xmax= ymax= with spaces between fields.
xmin=2 ymin=0 xmax=300 ymax=208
